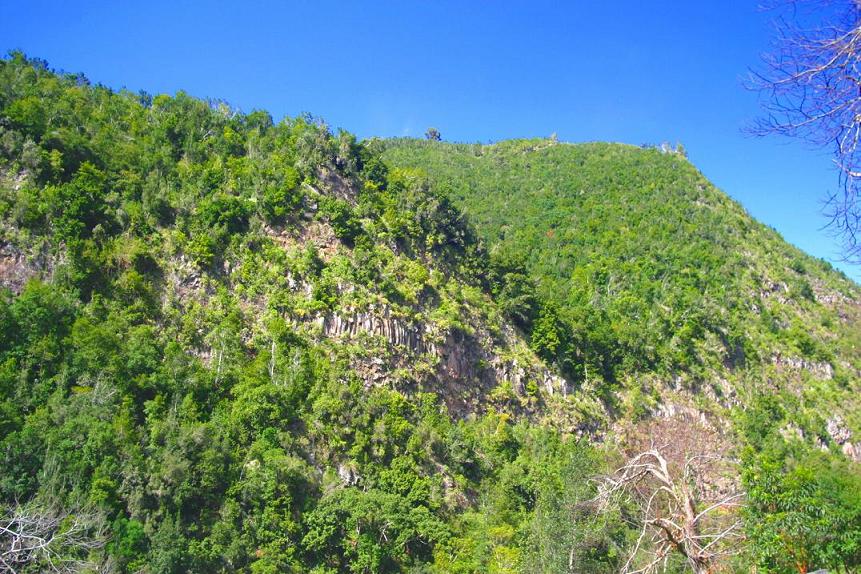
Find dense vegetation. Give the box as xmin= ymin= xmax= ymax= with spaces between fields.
xmin=0 ymin=53 xmax=860 ymax=573
xmin=383 ymin=138 xmax=861 ymax=572
xmin=383 ymin=138 xmax=861 ymax=414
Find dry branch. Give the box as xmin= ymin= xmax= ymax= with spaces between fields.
xmin=749 ymin=0 xmax=861 ymax=262
xmin=595 ymin=448 xmax=744 ymax=574
xmin=0 ymin=501 xmax=105 ymax=574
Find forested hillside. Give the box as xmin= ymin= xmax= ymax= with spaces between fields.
xmin=1 ymin=54 xmax=860 ymax=573
xmin=382 ymin=138 xmax=861 ymax=572
xmin=383 ymin=138 xmax=861 ymax=426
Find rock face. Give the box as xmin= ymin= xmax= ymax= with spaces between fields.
xmin=315 ymin=305 xmax=566 ymax=416
xmin=827 ymin=416 xmax=860 ymax=462
xmin=771 ymin=353 xmax=834 ymax=380
xmin=0 ymin=242 xmax=51 ymax=294
xmin=317 ymin=167 xmax=358 ymax=204
xmin=337 ymin=463 xmax=360 ymax=486
xmin=759 ymin=280 xmax=790 ymax=303
xmin=320 ymin=306 xmax=429 ymax=354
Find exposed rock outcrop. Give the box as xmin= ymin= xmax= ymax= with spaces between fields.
xmin=771 ymin=352 xmax=833 ymax=380
xmin=317 ymin=167 xmax=358 ymax=204
xmin=827 ymin=415 xmax=860 ymax=462
xmin=314 ymin=305 xmax=567 ymax=417
xmin=0 ymin=242 xmax=51 ymax=293
xmin=319 ymin=305 xmax=429 ymax=354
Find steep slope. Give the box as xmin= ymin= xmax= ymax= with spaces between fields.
xmin=0 ymin=55 xmax=608 ymax=573
xmin=383 ymin=138 xmax=861 ymax=447
xmin=1 ymin=54 xmax=860 ymax=574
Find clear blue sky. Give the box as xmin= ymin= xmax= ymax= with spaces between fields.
xmin=3 ymin=0 xmax=859 ymax=282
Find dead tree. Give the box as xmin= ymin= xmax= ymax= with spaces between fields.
xmin=596 ymin=448 xmax=745 ymax=574
xmin=0 ymin=500 xmax=105 ymax=573
xmin=749 ymin=0 xmax=861 ymax=262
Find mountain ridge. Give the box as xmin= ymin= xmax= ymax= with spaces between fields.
xmin=382 ymin=136 xmax=861 ymax=444
xmin=1 ymin=53 xmax=860 ymax=573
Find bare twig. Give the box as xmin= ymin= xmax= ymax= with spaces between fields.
xmin=0 ymin=500 xmax=106 ymax=573
xmin=749 ymin=0 xmax=861 ymax=263
xmin=595 ymin=448 xmax=745 ymax=574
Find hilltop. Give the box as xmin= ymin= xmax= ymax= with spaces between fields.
xmin=383 ymin=137 xmax=861 ymax=437
xmin=0 ymin=55 xmax=859 ymax=573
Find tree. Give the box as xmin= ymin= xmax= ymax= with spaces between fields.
xmin=595 ymin=419 xmax=745 ymax=574
xmin=596 ymin=449 xmax=745 ymax=574
xmin=425 ymin=127 xmax=441 ymax=141
xmin=302 ymin=488 xmax=447 ymax=572
xmin=0 ymin=500 xmax=106 ymax=573
xmin=743 ymin=450 xmax=861 ymax=573
xmin=749 ymin=0 xmax=861 ymax=262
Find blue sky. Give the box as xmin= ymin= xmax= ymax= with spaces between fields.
xmin=2 ymin=0 xmax=859 ymax=282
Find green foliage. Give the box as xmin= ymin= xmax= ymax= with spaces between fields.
xmin=1 ymin=55 xmax=626 ymax=573
xmin=50 ymin=161 xmax=110 ymax=243
xmin=110 ymin=517 xmax=149 ymax=572
xmin=382 ymin=137 xmax=861 ymax=573
xmin=487 ymin=248 xmax=539 ymax=330
xmin=303 ymin=488 xmax=447 ymax=573
xmin=743 ymin=449 xmax=861 ymax=573
xmin=6 ymin=95 xmax=48 ymax=137
xmin=317 ymin=196 xmax=361 ymax=243
xmin=1 ymin=53 xmax=859 ymax=574
xmin=382 ymin=138 xmax=861 ymax=389
xmin=737 ymin=396 xmax=861 ymax=573
xmin=425 ymin=127 xmax=441 ymax=141
xmin=260 ymin=166 xmax=301 ymax=222
xmin=530 ymin=304 xmax=563 ymax=366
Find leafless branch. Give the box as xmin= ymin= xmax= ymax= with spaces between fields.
xmin=748 ymin=0 xmax=861 ymax=263
xmin=0 ymin=500 xmax=106 ymax=574
xmin=595 ymin=448 xmax=745 ymax=574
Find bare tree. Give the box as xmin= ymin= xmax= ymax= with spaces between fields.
xmin=596 ymin=448 xmax=745 ymax=574
xmin=0 ymin=500 xmax=106 ymax=573
xmin=749 ymin=0 xmax=861 ymax=262
xmin=595 ymin=415 xmax=745 ymax=574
